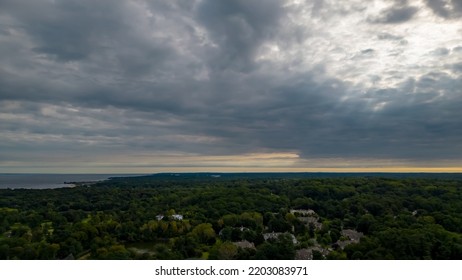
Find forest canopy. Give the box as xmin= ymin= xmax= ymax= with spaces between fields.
xmin=1 ymin=173 xmax=462 ymax=260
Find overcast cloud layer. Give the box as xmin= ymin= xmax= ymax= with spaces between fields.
xmin=1 ymin=0 xmax=462 ymax=173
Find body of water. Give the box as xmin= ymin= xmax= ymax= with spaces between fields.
xmin=0 ymin=174 xmax=143 ymax=189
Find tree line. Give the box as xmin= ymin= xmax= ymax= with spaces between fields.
xmin=1 ymin=175 xmax=462 ymax=259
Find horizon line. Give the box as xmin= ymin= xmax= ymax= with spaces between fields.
xmin=3 ymin=171 xmax=462 ymax=175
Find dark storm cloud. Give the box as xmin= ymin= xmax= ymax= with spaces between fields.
xmin=0 ymin=0 xmax=201 ymax=103
xmin=0 ymin=0 xmax=128 ymax=61
xmin=1 ymin=0 xmax=462 ymax=171
xmin=278 ymin=71 xmax=462 ymax=162
xmin=1 ymin=0 xmax=188 ymax=84
xmin=196 ymin=0 xmax=284 ymax=71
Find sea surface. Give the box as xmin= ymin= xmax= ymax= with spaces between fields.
xmin=0 ymin=174 xmax=143 ymax=189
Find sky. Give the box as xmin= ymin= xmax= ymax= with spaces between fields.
xmin=1 ymin=0 xmax=462 ymax=173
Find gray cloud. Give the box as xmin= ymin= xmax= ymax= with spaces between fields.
xmin=450 ymin=63 xmax=462 ymax=72
xmin=425 ymin=0 xmax=462 ymax=18
xmin=377 ymin=32 xmax=404 ymax=41
xmin=1 ymin=0 xmax=128 ymax=62
xmin=370 ymin=5 xmax=418 ymax=24
xmin=430 ymin=47 xmax=451 ymax=56
xmin=196 ymin=0 xmax=284 ymax=72
xmin=453 ymin=46 xmax=462 ymax=53
xmin=1 ymin=0 xmax=462 ymax=172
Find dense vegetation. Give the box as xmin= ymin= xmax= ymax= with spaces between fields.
xmin=1 ymin=174 xmax=462 ymax=259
